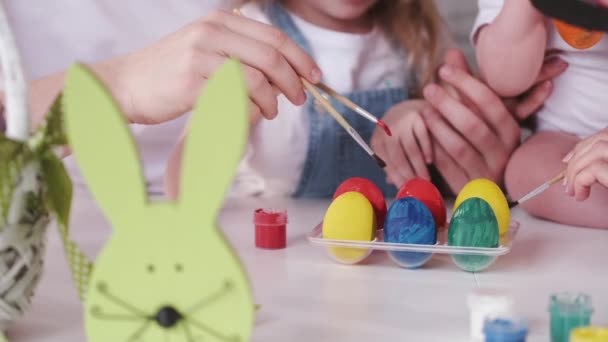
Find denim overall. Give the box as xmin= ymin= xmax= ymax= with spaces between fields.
xmin=267 ymin=3 xmax=410 ymax=198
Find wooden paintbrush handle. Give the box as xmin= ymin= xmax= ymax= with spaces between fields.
xmin=548 ymin=170 xmax=566 ymax=186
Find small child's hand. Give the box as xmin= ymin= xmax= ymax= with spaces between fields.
xmin=563 ymin=128 xmax=608 ymax=201
xmin=371 ymin=99 xmax=433 ymax=187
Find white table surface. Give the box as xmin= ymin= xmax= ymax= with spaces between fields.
xmin=7 ymin=191 xmax=608 ymax=341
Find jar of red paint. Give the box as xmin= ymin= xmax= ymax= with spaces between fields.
xmin=254 ymin=209 xmax=287 ymax=249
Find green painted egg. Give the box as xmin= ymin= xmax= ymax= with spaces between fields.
xmin=448 ymin=197 xmax=499 ymax=272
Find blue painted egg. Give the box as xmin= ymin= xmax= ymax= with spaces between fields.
xmin=384 ymin=197 xmax=437 ymax=268
xmin=448 ymin=197 xmax=500 ymax=272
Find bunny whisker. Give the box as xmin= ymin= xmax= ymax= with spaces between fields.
xmin=185 ymin=280 xmax=233 ymax=315
xmin=182 ymin=321 xmax=195 ymax=342
xmin=97 ymin=282 xmax=149 ymax=317
xmin=91 ymin=306 xmax=148 ymax=321
xmin=186 ymin=318 xmax=239 ymax=342
xmin=127 ymin=319 xmax=153 ymax=342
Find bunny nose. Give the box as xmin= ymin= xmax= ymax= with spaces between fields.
xmin=155 ymin=306 xmax=183 ymax=328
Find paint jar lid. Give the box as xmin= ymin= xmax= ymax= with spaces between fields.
xmin=571 ymin=327 xmax=608 ymax=342
xmin=254 ymin=209 xmax=287 ymax=249
xmin=254 ymin=208 xmax=288 ymax=225
xmin=549 ymin=292 xmax=593 ymax=316
xmin=483 ymin=316 xmax=528 ymax=342
xmin=468 ymin=288 xmax=515 ymax=340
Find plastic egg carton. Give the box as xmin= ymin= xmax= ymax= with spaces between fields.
xmin=307 ymin=221 xmax=519 ymax=272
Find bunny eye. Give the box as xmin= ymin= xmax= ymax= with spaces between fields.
xmin=147 ymin=264 xmax=155 ymax=273
xmin=175 ymin=264 xmax=183 ymax=273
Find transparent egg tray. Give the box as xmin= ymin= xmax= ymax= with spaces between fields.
xmin=307 ymin=221 xmax=520 ymax=272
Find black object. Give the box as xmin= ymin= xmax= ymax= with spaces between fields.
xmin=155 ymin=306 xmax=183 ymax=328
xmin=531 ymin=0 xmax=608 ymax=32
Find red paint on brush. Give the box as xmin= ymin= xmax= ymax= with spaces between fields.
xmin=377 ymin=120 xmax=392 ymax=136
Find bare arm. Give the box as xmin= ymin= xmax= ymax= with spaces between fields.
xmin=2 ymin=10 xmax=321 ymax=133
xmin=476 ymin=0 xmax=547 ymax=97
xmin=505 ymin=131 xmax=608 ymax=229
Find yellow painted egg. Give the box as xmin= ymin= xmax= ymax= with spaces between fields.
xmin=454 ymin=178 xmax=510 ymax=235
xmin=323 ymin=191 xmax=375 ymax=264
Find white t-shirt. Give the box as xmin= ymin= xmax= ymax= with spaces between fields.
xmin=473 ymin=0 xmax=608 ymax=138
xmin=233 ymin=3 xmax=407 ymax=197
xmin=4 ymin=0 xmax=236 ymax=196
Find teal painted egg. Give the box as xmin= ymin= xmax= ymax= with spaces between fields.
xmin=384 ymin=197 xmax=437 ymax=268
xmin=448 ymin=197 xmax=499 ymax=272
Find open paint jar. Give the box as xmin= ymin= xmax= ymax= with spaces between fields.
xmin=549 ymin=292 xmax=594 ymax=342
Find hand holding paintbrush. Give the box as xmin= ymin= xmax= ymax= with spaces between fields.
xmin=233 ymin=8 xmax=391 ymax=168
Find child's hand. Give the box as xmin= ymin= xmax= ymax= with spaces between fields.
xmin=563 ymin=128 xmax=608 ymax=201
xmin=371 ymin=100 xmax=432 ymax=187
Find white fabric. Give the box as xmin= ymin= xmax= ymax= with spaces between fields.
xmin=234 ymin=3 xmax=407 ymax=197
xmin=473 ymin=0 xmax=608 ymax=138
xmin=3 ymin=0 xmax=236 ymax=195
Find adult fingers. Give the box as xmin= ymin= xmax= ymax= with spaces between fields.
xmin=423 ymin=82 xmax=505 ymax=172
xmin=421 ymin=107 xmax=489 ymax=180
xmin=435 ymin=65 xmax=520 ymax=149
xmin=210 ymin=10 xmax=320 ymax=82
xmin=443 ymin=48 xmax=472 ymax=74
xmin=195 ymin=53 xmax=279 ymax=119
xmin=192 ymin=20 xmax=307 ymax=105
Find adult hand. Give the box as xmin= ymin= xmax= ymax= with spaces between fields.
xmin=420 ymin=49 xmax=566 ymax=194
xmin=563 ymin=128 xmax=608 ymax=201
xmin=371 ymin=99 xmax=433 ymax=187
xmin=97 ymin=10 xmax=321 ymax=125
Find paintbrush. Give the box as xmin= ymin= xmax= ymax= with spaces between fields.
xmin=314 ymin=82 xmax=392 ymax=136
xmin=508 ymin=170 xmax=566 ymax=208
xmin=233 ymin=8 xmax=387 ymax=168
xmin=301 ymin=78 xmax=386 ymax=167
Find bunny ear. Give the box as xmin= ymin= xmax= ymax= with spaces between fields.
xmin=63 ymin=64 xmax=147 ymax=228
xmin=178 ymin=59 xmax=249 ymax=218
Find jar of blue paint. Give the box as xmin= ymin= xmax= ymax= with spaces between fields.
xmin=483 ymin=317 xmax=528 ymax=342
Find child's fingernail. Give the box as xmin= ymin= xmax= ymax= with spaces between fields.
xmin=439 ymin=65 xmax=453 ymax=78
xmin=310 ymin=68 xmax=322 ymax=83
xmin=562 ymin=151 xmax=573 ymax=162
xmin=543 ymin=81 xmax=552 ymax=90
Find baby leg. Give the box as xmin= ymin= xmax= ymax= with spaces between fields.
xmin=505 ymin=131 xmax=608 ymax=229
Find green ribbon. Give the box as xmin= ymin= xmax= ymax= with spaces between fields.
xmin=0 ymin=95 xmax=92 ymax=301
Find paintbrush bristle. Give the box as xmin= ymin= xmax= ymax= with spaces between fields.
xmin=377 ymin=120 xmax=392 ymax=136
xmin=373 ymin=154 xmax=386 ymax=168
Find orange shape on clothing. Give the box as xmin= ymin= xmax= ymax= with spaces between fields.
xmin=554 ymin=19 xmax=604 ymax=49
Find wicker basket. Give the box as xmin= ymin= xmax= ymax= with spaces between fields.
xmin=0 ymin=160 xmax=49 ymax=331
xmin=0 ymin=0 xmax=54 ymax=335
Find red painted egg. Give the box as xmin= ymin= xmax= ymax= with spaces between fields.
xmin=333 ymin=177 xmax=387 ymax=229
xmin=396 ymin=178 xmax=446 ymax=228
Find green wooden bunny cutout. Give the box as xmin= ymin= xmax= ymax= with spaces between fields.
xmin=63 ymin=59 xmax=254 ymax=342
